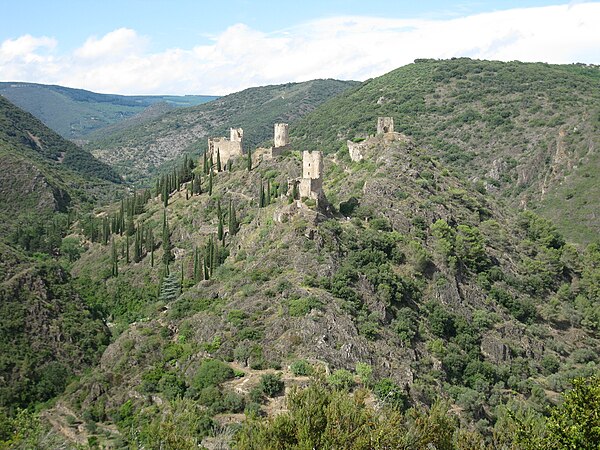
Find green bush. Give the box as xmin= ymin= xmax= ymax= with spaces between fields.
xmin=192 ymin=359 xmax=234 ymax=390
xmin=327 ymin=369 xmax=355 ymax=390
xmin=259 ymin=373 xmax=284 ymax=397
xmin=290 ymin=359 xmax=313 ymax=376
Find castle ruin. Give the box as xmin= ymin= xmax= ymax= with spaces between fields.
xmin=207 ymin=127 xmax=244 ymax=168
xmin=289 ymin=151 xmax=324 ymax=203
xmin=274 ymin=123 xmax=289 ymax=148
xmin=347 ymin=117 xmax=398 ymax=162
xmin=377 ymin=117 xmax=394 ymax=134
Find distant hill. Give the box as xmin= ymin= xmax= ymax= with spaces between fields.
xmin=291 ymin=59 xmax=600 ymax=245
xmin=0 ymin=95 xmax=122 ymax=231
xmin=0 ymin=82 xmax=218 ymax=139
xmin=87 ymin=79 xmax=360 ymax=183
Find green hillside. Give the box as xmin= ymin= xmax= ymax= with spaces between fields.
xmin=87 ymin=79 xmax=359 ymax=183
xmin=291 ymin=59 xmax=600 ymax=245
xmin=0 ymin=99 xmax=123 ymax=421
xmin=20 ymin=131 xmax=599 ymax=447
xmin=0 ymin=82 xmax=218 ymax=139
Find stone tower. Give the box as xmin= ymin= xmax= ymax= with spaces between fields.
xmin=207 ymin=127 xmax=244 ymax=169
xmin=377 ymin=117 xmax=394 ymax=134
xmin=230 ymin=127 xmax=243 ymax=142
xmin=299 ymin=151 xmax=323 ymax=200
xmin=274 ymin=123 xmax=289 ymax=148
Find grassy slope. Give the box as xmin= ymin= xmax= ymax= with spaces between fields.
xmin=291 ymin=59 xmax=600 ymax=244
xmin=87 ymin=79 xmax=359 ymax=184
xmin=0 ymin=82 xmax=218 ymax=139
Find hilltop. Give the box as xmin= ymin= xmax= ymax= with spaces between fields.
xmin=0 ymin=82 xmax=218 ymax=139
xmin=31 ymin=121 xmax=600 ymax=447
xmin=86 ymin=79 xmax=359 ymax=183
xmin=291 ymin=58 xmax=600 ymax=244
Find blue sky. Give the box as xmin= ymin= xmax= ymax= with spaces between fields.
xmin=0 ymin=0 xmax=575 ymax=51
xmin=1 ymin=1 xmax=598 ymax=94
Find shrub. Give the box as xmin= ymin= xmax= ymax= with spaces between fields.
xmin=259 ymin=373 xmax=284 ymax=397
xmin=290 ymin=359 xmax=313 ymax=376
xmin=327 ymin=369 xmax=355 ymax=390
xmin=374 ymin=378 xmax=409 ymax=411
xmin=192 ymin=359 xmax=234 ymax=390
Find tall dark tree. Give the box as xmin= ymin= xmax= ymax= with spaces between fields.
xmin=162 ymin=210 xmax=174 ymax=267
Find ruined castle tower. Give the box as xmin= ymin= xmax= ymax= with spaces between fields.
xmin=230 ymin=127 xmax=243 ymax=142
xmin=377 ymin=117 xmax=394 ymax=134
xmin=207 ymin=127 xmax=244 ymax=169
xmin=274 ymin=123 xmax=289 ymax=148
xmin=299 ymin=151 xmax=324 ymax=200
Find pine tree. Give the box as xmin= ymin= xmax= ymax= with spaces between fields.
xmin=159 ymin=272 xmax=180 ymax=302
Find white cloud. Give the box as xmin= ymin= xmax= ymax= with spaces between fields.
xmin=0 ymin=3 xmax=599 ymax=95
xmin=74 ymin=28 xmax=147 ymax=60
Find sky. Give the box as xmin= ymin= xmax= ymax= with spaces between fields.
xmin=0 ymin=0 xmax=599 ymax=95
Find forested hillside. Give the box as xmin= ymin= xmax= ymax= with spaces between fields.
xmin=1 ymin=60 xmax=599 ymax=449
xmin=291 ymin=58 xmax=600 ymax=244
xmin=0 ymin=82 xmax=217 ymax=139
xmin=87 ymin=79 xmax=359 ymax=183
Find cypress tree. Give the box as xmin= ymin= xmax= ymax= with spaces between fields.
xmin=218 ymin=214 xmax=224 ymax=241
xmin=247 ymin=148 xmax=252 ymax=171
xmin=266 ymin=179 xmax=271 ymax=205
xmin=203 ymin=151 xmax=208 ymax=175
xmin=111 ymin=238 xmax=118 ymax=277
xmin=229 ymin=199 xmax=238 ymax=236
xmin=209 ymin=170 xmax=213 ymax=196
xmin=259 ymin=181 xmax=265 ymax=207
xmin=216 ymin=149 xmax=222 ymax=172
xmin=193 ymin=246 xmax=200 ymax=282
xmin=162 ymin=210 xmax=174 ymax=266
xmin=227 ymin=159 xmax=232 ymax=172
xmin=180 ymin=260 xmax=184 ymax=293
xmin=150 ymin=229 xmax=155 ymax=267
xmin=126 ymin=234 xmax=130 ymax=263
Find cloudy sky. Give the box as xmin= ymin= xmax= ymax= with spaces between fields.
xmin=1 ymin=0 xmax=598 ymax=95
